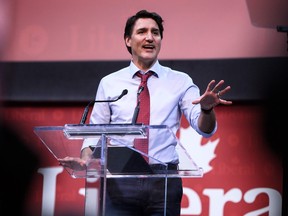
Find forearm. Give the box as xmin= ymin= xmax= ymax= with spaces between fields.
xmin=198 ymin=108 xmax=216 ymax=134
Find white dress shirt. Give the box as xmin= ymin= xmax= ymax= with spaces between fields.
xmin=82 ymin=60 xmax=217 ymax=164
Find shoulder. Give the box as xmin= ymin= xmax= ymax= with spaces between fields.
xmin=101 ymin=66 xmax=130 ymax=81
xmin=159 ymin=64 xmax=192 ymax=80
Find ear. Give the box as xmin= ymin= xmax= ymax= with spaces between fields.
xmin=125 ymin=37 xmax=131 ymax=47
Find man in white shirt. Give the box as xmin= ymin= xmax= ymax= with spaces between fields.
xmin=60 ymin=9 xmax=232 ymax=216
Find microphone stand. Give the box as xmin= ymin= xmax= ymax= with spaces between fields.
xmin=79 ymin=89 xmax=128 ymax=124
xmin=131 ymin=86 xmax=144 ymax=125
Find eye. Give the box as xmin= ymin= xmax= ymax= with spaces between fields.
xmin=136 ymin=28 xmax=146 ymax=35
xmin=152 ymin=30 xmax=160 ymax=36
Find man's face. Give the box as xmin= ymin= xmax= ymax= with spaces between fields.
xmin=125 ymin=18 xmax=162 ymax=65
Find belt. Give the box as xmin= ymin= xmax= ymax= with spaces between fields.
xmin=149 ymin=163 xmax=178 ymax=171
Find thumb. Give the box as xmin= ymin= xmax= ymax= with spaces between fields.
xmin=192 ymin=99 xmax=200 ymax=104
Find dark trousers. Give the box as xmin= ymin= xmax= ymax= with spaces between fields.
xmin=104 ymin=165 xmax=183 ymax=216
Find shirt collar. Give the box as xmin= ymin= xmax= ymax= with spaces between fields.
xmin=129 ymin=60 xmax=160 ymax=78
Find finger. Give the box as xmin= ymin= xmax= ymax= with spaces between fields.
xmin=206 ymin=80 xmax=216 ymax=92
xmin=220 ymin=99 xmax=233 ymax=105
xmin=218 ymin=85 xmax=231 ymax=96
xmin=192 ymin=98 xmax=201 ymax=104
xmin=212 ymin=80 xmax=225 ymax=93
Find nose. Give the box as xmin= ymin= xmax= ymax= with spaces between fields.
xmin=145 ymin=33 xmax=153 ymax=40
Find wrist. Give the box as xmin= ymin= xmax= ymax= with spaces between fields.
xmin=201 ymin=107 xmax=213 ymax=114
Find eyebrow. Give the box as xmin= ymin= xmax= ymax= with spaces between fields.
xmin=136 ymin=27 xmax=159 ymax=32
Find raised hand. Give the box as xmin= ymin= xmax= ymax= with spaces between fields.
xmin=192 ymin=80 xmax=232 ymax=110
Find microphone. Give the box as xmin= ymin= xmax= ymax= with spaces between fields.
xmin=131 ymin=86 xmax=144 ymax=124
xmin=79 ymin=89 xmax=128 ymax=124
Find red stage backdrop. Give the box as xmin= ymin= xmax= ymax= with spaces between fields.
xmin=1 ymin=0 xmax=285 ymax=215
xmin=2 ymin=0 xmax=288 ymax=61
xmin=2 ymin=104 xmax=282 ymax=215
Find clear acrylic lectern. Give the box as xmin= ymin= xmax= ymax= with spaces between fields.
xmin=34 ymin=124 xmax=203 ymax=216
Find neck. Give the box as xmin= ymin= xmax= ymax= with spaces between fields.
xmin=132 ymin=58 xmax=157 ymax=71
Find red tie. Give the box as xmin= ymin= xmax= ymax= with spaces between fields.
xmin=134 ymin=71 xmax=153 ymax=161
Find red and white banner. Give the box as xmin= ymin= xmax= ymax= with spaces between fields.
xmin=2 ymin=104 xmax=282 ymax=215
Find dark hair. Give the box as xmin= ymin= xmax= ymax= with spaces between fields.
xmin=124 ymin=10 xmax=164 ymax=54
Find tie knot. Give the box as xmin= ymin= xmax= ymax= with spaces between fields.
xmin=137 ymin=71 xmax=153 ymax=83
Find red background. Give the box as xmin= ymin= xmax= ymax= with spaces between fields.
xmin=2 ymin=104 xmax=282 ymax=215
xmin=1 ymin=0 xmax=286 ymax=215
